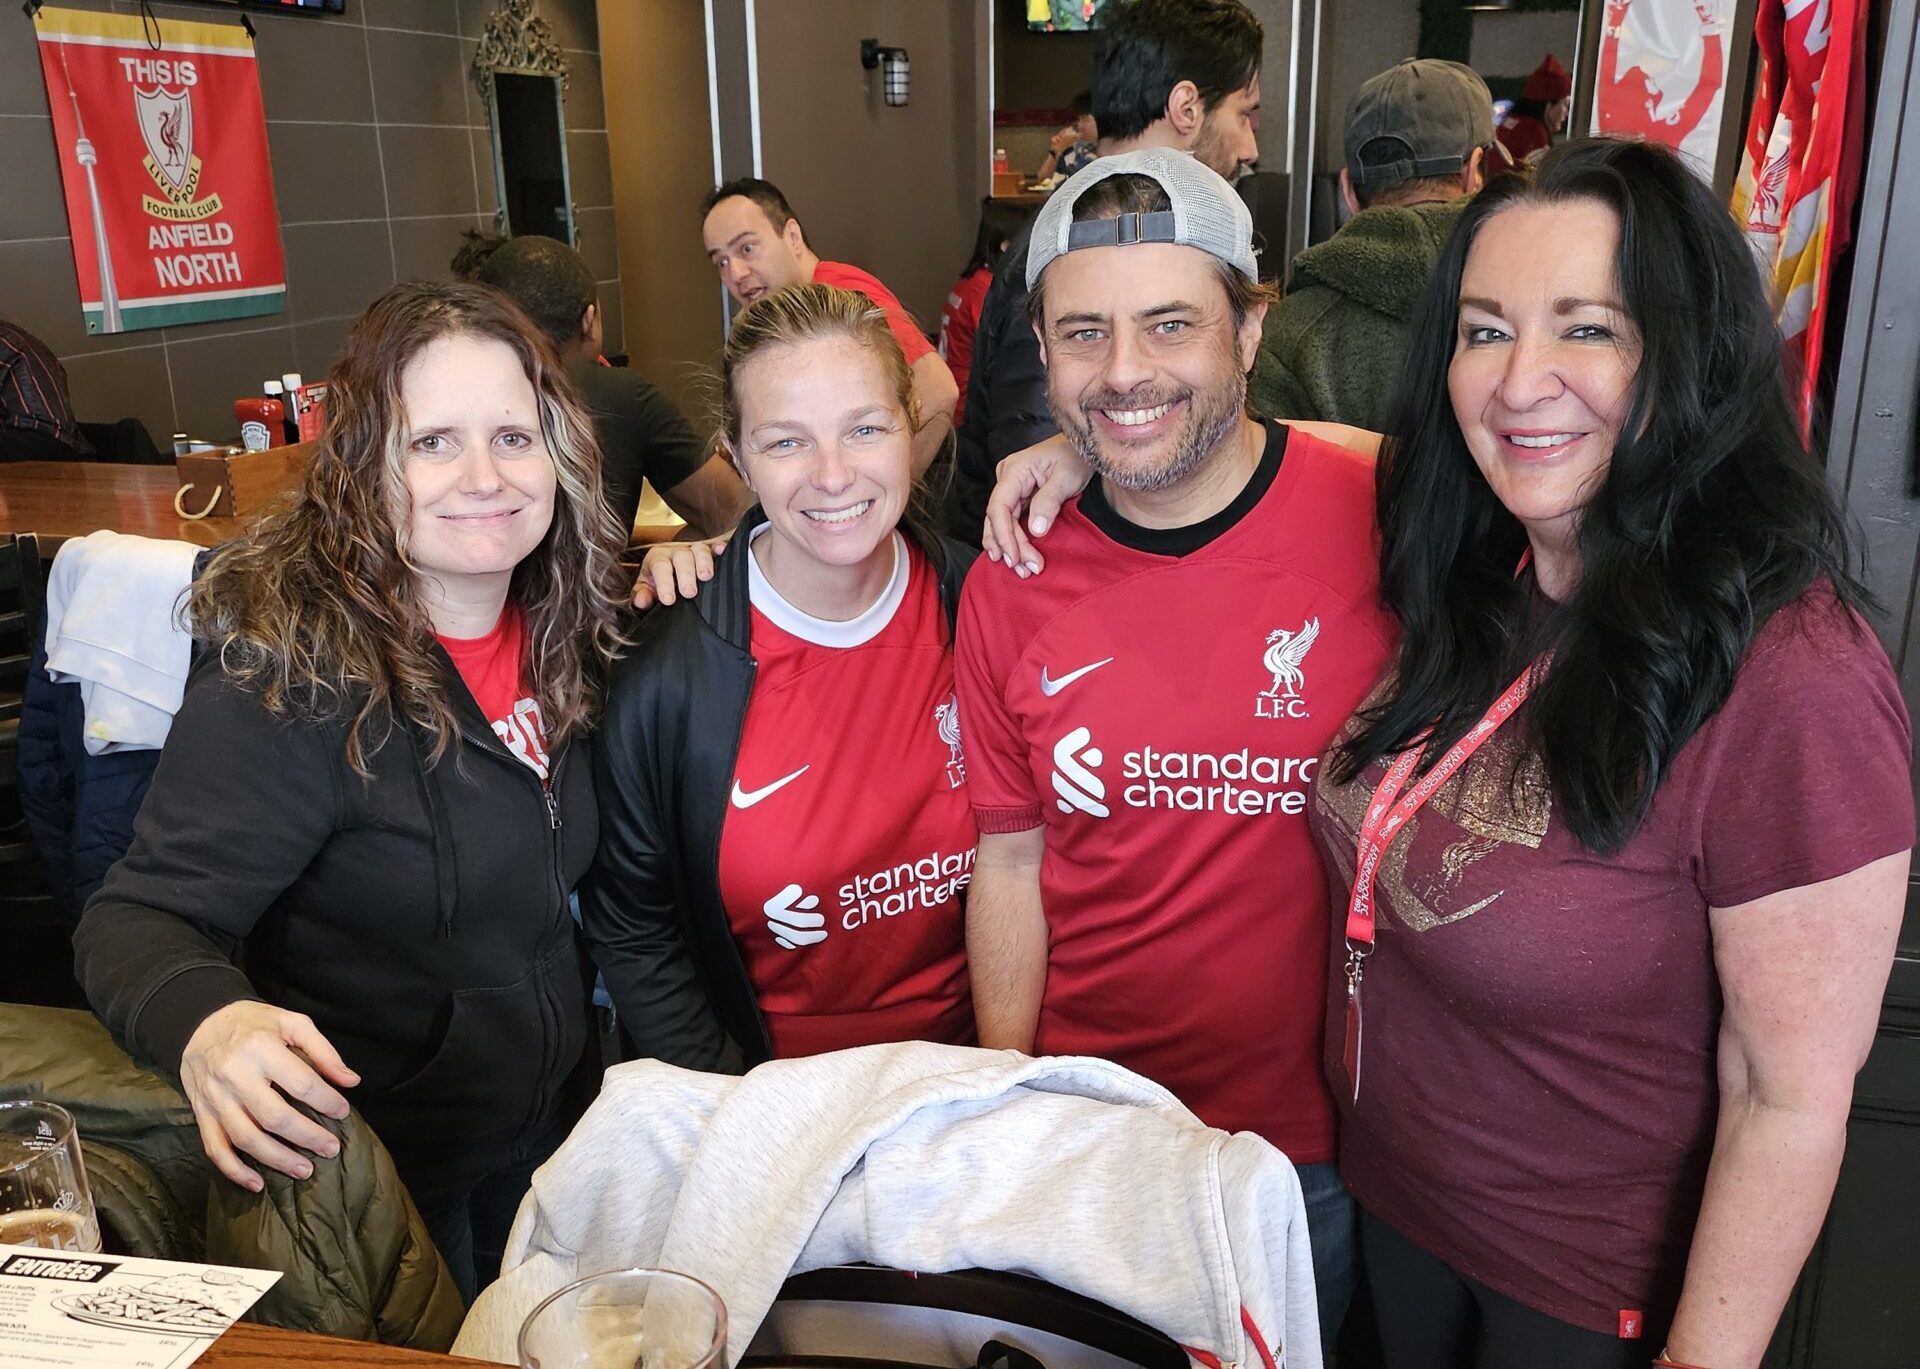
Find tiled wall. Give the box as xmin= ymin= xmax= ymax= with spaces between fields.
xmin=0 ymin=0 xmax=617 ymax=447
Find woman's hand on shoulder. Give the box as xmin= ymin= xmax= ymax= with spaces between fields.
xmin=631 ymin=535 xmax=730 ymax=610
xmin=179 ymin=1001 xmax=360 ymax=1192
xmin=983 ymin=433 xmax=1092 ymax=576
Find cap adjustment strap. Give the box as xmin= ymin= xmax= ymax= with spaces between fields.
xmin=1066 ymin=209 xmax=1179 ymax=252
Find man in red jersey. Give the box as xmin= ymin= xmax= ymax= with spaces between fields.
xmin=701 ymin=177 xmax=958 ymax=476
xmin=954 ymin=148 xmax=1395 ymax=1347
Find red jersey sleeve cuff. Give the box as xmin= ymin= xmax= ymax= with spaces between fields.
xmin=974 ymin=804 xmax=1045 ymax=834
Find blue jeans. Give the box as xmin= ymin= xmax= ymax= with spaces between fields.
xmin=1297 ymin=1160 xmax=1357 ymax=1357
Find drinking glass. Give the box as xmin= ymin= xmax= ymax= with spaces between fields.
xmin=519 ymin=1268 xmax=727 ymax=1369
xmin=0 ymin=1100 xmax=102 ymax=1253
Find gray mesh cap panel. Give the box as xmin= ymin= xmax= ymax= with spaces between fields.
xmin=1025 ymin=148 xmax=1258 ymax=288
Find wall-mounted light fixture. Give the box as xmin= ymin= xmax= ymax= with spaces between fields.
xmin=1460 ymin=0 xmax=1514 ymax=10
xmin=860 ymin=38 xmax=910 ymax=107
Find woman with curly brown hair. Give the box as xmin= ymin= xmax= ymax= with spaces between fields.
xmin=74 ymin=281 xmax=628 ymax=1301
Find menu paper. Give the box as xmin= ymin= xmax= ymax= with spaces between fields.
xmin=0 ymin=1245 xmax=280 ymax=1369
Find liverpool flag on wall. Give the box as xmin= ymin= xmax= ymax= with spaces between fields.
xmin=35 ymin=7 xmax=287 ymax=335
xmin=1731 ymin=0 xmax=1867 ymax=429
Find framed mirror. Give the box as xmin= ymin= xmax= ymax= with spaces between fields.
xmin=471 ymin=0 xmax=576 ymax=243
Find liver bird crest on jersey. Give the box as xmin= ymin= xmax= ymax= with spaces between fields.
xmin=935 ymin=696 xmax=966 ymax=788
xmin=1257 ymin=619 xmax=1319 ymax=720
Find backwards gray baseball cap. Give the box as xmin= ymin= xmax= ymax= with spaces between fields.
xmin=1344 ymin=58 xmax=1493 ymax=190
xmin=1026 ymin=147 xmax=1258 ymax=289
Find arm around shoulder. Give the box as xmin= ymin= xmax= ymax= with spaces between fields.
xmin=910 ymin=352 xmax=960 ymax=478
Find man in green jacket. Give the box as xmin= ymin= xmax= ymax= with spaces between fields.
xmin=1251 ymin=59 xmax=1495 ymax=431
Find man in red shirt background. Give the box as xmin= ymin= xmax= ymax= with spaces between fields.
xmin=955 ymin=148 xmax=1396 ymax=1350
xmin=702 ymin=178 xmax=958 ymax=476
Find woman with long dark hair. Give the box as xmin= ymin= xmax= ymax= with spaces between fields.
xmin=1313 ymin=139 xmax=1911 ymax=1367
xmin=75 ymin=282 xmax=628 ymax=1301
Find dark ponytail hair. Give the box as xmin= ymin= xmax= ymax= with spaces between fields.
xmin=961 ymin=198 xmax=1036 ymax=278
xmin=1335 ymin=137 xmax=1866 ymax=852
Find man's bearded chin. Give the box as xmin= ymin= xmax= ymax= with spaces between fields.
xmin=1052 ymin=372 xmax=1248 ymax=494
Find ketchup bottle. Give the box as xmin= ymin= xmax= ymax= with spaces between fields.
xmin=235 ymin=393 xmax=288 ymax=451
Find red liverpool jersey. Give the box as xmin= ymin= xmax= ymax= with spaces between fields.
xmin=955 ymin=424 xmax=1394 ymax=1160
xmin=718 ymin=531 xmax=975 ymax=1058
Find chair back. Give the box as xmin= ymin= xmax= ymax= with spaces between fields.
xmin=0 ymin=532 xmax=61 ymax=973
xmin=747 ymin=1266 xmax=1189 ymax=1369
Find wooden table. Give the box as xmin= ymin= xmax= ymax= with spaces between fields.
xmin=0 ymin=462 xmax=251 ymax=552
xmin=0 ymin=461 xmax=686 ymax=554
xmin=200 ymin=1321 xmax=494 ymax=1367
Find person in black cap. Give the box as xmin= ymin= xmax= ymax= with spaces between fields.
xmin=1250 ymin=58 xmax=1495 ymax=432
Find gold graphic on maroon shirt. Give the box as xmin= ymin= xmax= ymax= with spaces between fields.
xmin=1321 ymin=692 xmax=1552 ymax=932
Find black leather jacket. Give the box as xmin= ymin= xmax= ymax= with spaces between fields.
xmin=580 ymin=508 xmax=976 ymax=1069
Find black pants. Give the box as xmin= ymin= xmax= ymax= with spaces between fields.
xmin=1362 ymin=1209 xmax=1666 ymax=1369
xmin=411 ymin=1120 xmax=568 ymax=1306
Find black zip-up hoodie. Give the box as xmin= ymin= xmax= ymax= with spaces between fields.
xmin=72 ymin=646 xmax=596 ymax=1199
xmin=580 ymin=507 xmax=975 ymax=1070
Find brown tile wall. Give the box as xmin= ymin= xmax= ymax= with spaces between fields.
xmin=0 ymin=0 xmax=616 ymax=447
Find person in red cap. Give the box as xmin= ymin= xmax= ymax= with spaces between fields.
xmin=1498 ymin=53 xmax=1572 ymax=165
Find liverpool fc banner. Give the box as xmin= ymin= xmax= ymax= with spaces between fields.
xmin=1591 ymin=0 xmax=1735 ymax=175
xmin=1731 ymin=0 xmax=1867 ymax=431
xmin=35 ymin=7 xmax=287 ymax=335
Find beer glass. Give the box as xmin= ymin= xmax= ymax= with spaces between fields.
xmin=519 ymin=1268 xmax=726 ymax=1369
xmin=0 ymin=1100 xmax=102 ymax=1253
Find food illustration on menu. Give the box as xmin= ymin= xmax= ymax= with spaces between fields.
xmin=55 ymin=1268 xmax=258 ymax=1335
xmin=0 ymin=1245 xmax=281 ymax=1369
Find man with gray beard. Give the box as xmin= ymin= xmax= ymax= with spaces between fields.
xmin=952 ymin=149 xmax=1398 ymax=1347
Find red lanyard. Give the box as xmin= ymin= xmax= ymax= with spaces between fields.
xmin=1341 ymin=656 xmax=1545 ymax=1100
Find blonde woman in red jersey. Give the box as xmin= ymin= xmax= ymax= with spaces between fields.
xmin=582 ymin=283 xmax=979 ymax=1068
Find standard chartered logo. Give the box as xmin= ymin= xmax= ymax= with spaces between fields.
xmin=764 ymin=850 xmax=975 ymax=952
xmin=763 ymin=883 xmax=827 ymax=950
xmin=1049 ymin=725 xmax=1318 ymax=820
xmin=1050 ymin=726 xmax=1110 ymax=817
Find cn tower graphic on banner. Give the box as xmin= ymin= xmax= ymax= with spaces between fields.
xmin=34 ymin=7 xmax=286 ymax=335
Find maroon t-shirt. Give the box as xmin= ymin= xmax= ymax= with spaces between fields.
xmin=1310 ymin=589 xmax=1914 ymax=1334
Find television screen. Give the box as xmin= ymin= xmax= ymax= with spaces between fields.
xmin=244 ymin=0 xmax=347 ymax=12
xmin=1027 ymin=0 xmax=1113 ymax=32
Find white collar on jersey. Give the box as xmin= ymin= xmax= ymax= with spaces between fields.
xmin=746 ymin=524 xmax=908 ymax=648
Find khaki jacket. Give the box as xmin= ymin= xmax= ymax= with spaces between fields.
xmin=0 ymin=1005 xmax=463 ymax=1349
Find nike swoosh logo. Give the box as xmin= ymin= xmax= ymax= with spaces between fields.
xmin=1040 ymin=657 xmax=1114 ymax=697
xmin=731 ymin=765 xmax=810 ymax=809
